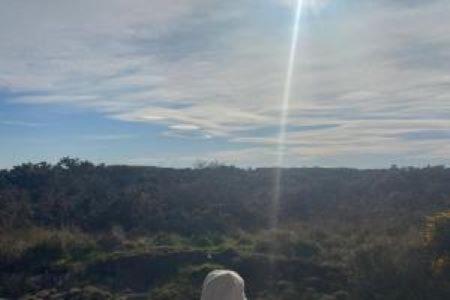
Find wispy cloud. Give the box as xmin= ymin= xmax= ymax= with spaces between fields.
xmin=1 ymin=0 xmax=450 ymax=166
xmin=0 ymin=120 xmax=43 ymax=127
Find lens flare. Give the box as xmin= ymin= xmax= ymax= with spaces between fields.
xmin=281 ymin=0 xmax=330 ymax=13
xmin=271 ymin=0 xmax=303 ymax=229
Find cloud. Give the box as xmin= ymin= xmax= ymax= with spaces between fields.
xmin=0 ymin=120 xmax=43 ymax=127
xmin=169 ymin=124 xmax=201 ymax=131
xmin=1 ymin=0 xmax=450 ymax=166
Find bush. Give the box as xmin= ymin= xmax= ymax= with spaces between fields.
xmin=0 ymin=228 xmax=97 ymax=273
xmin=253 ymin=229 xmax=320 ymax=258
xmin=424 ymin=211 xmax=450 ymax=276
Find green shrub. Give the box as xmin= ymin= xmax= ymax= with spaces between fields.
xmin=424 ymin=211 xmax=450 ymax=275
xmin=253 ymin=229 xmax=320 ymax=258
xmin=0 ymin=228 xmax=97 ymax=269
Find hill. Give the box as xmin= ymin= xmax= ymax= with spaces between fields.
xmin=0 ymin=158 xmax=449 ymax=299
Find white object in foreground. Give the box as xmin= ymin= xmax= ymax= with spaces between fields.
xmin=201 ymin=270 xmax=247 ymax=300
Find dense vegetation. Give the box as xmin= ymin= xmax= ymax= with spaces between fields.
xmin=0 ymin=158 xmax=449 ymax=299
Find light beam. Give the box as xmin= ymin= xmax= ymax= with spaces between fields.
xmin=271 ymin=0 xmax=303 ymax=229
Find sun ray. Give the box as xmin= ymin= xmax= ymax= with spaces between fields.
xmin=271 ymin=0 xmax=304 ymax=229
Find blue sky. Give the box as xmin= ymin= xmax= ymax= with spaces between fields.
xmin=1 ymin=0 xmax=450 ymax=169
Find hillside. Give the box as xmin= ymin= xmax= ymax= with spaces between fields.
xmin=1 ymin=158 xmax=449 ymax=299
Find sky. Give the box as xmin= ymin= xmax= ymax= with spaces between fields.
xmin=1 ymin=0 xmax=450 ymax=169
